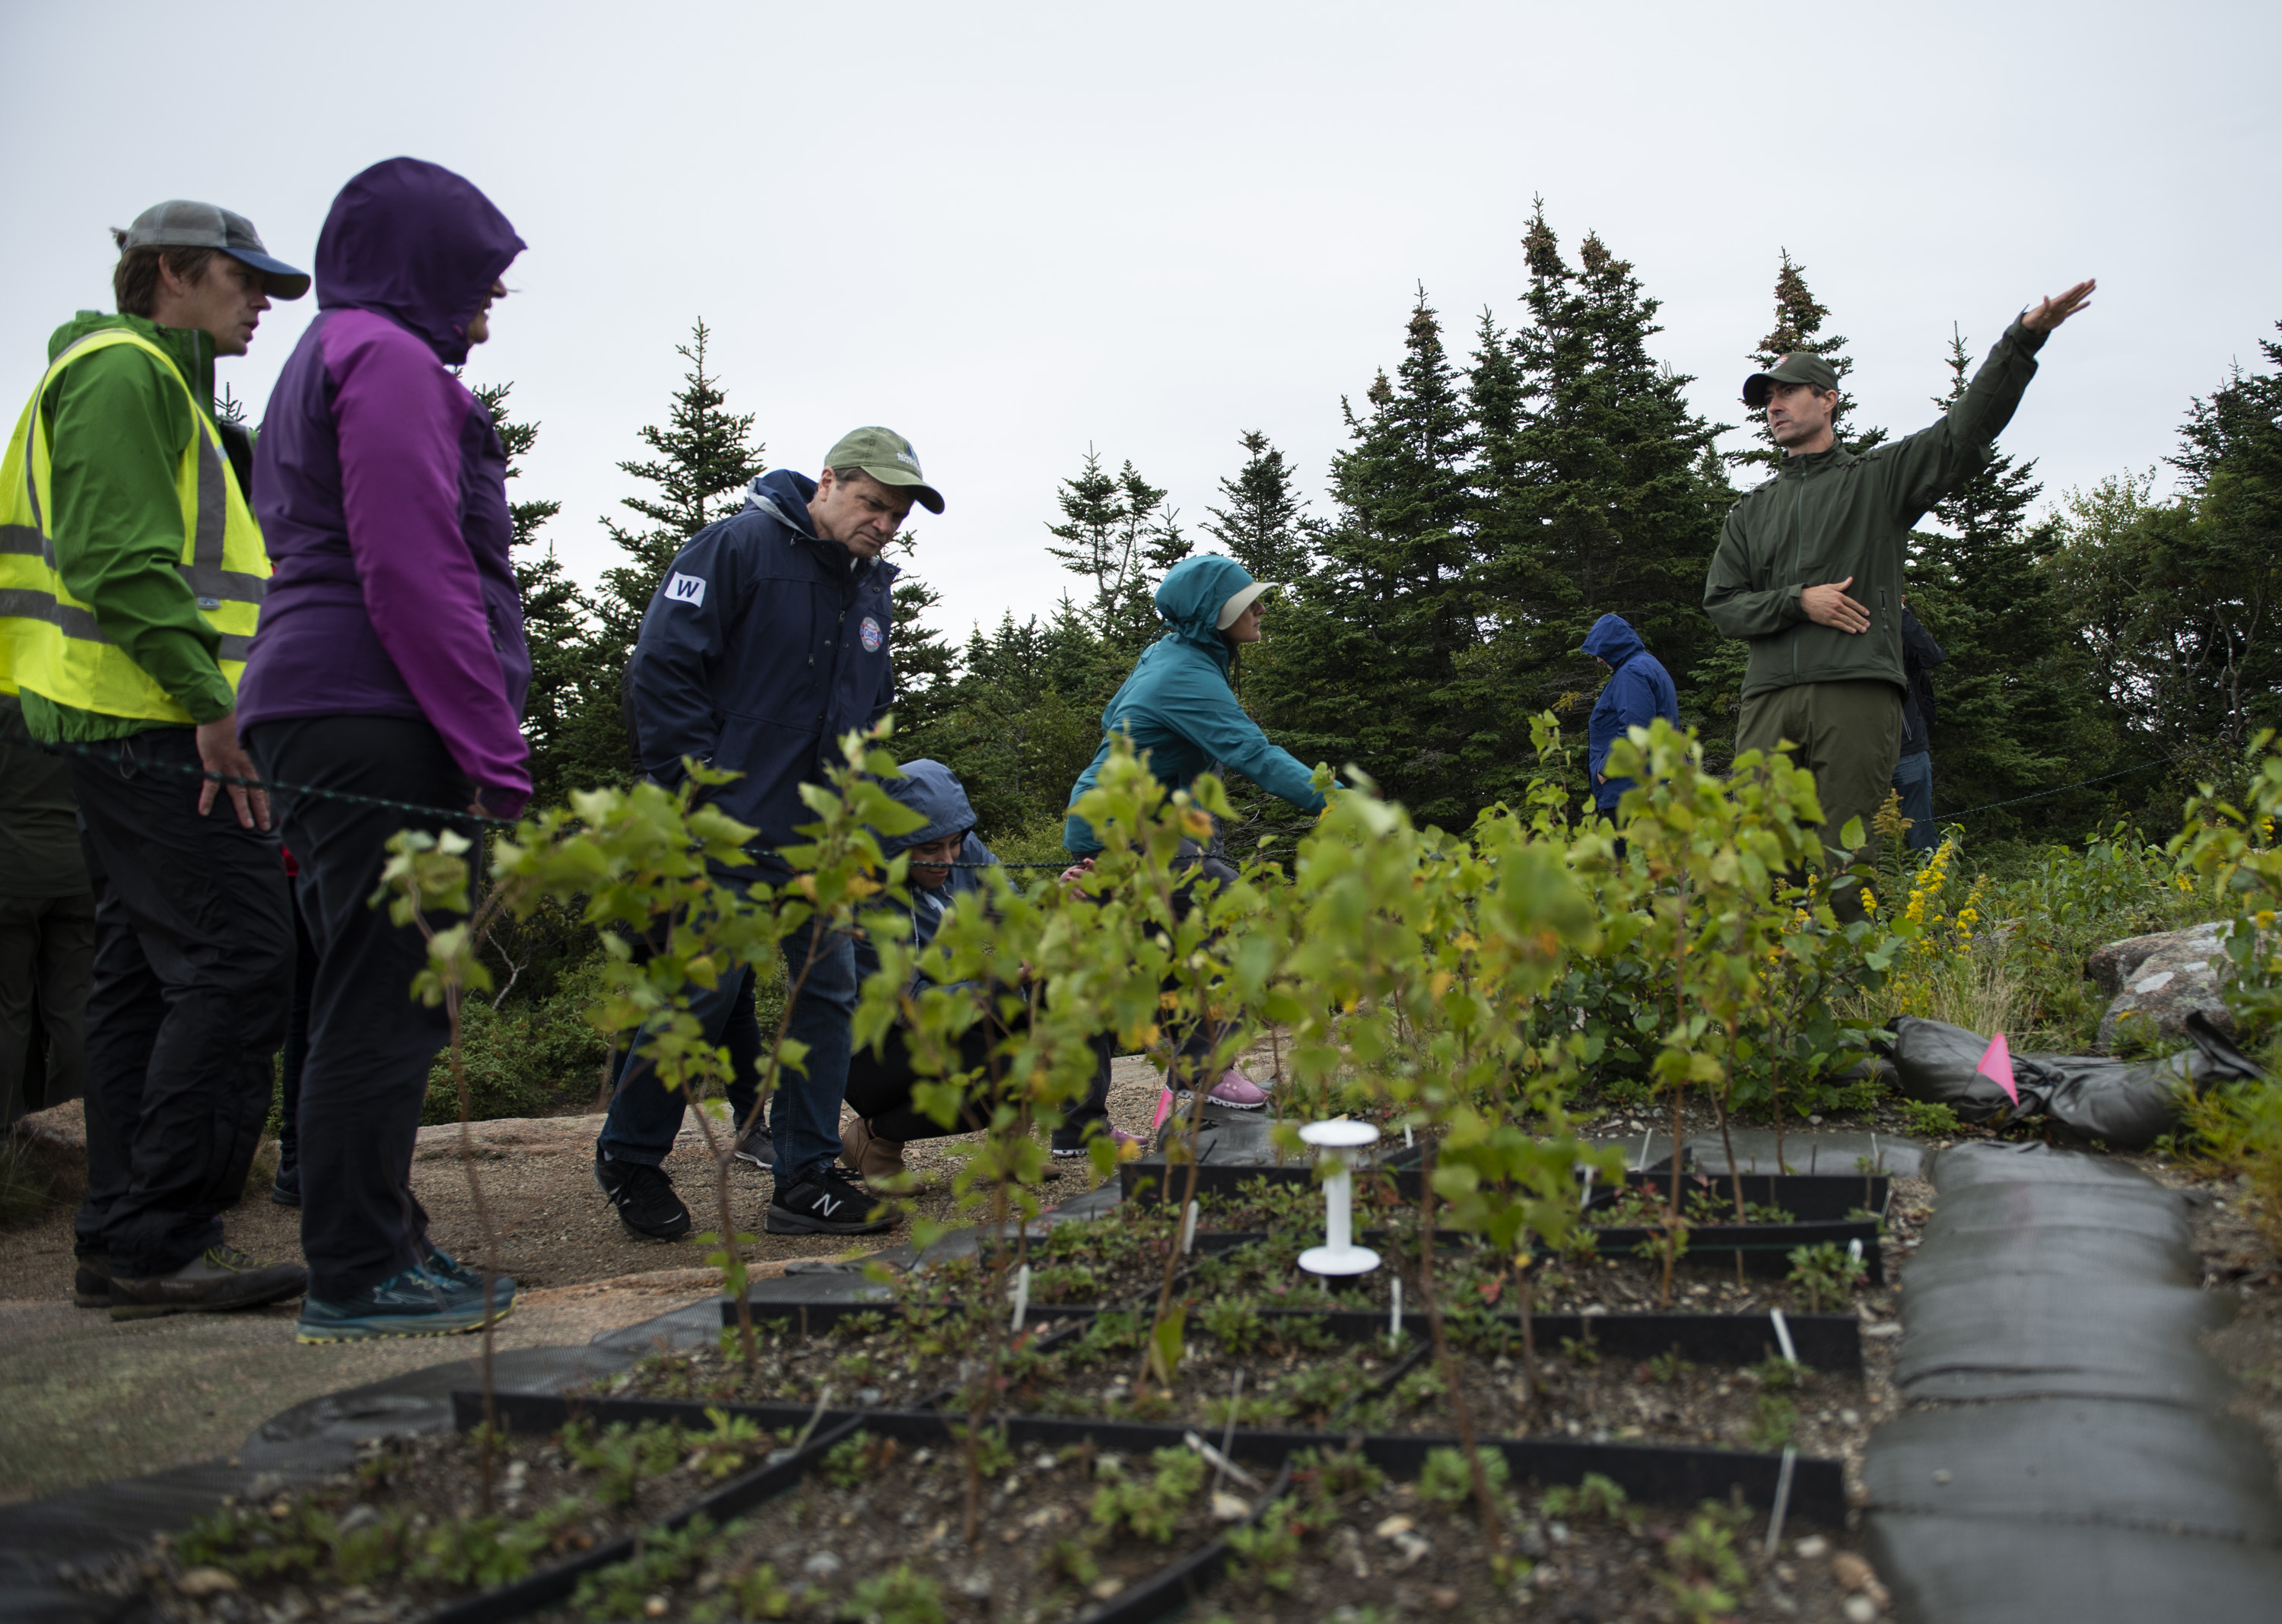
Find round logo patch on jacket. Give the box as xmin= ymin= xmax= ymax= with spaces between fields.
xmin=859 ymin=615 xmax=885 ymax=653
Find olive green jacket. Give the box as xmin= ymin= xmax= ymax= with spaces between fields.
xmin=1703 ymin=317 xmax=2048 ymax=699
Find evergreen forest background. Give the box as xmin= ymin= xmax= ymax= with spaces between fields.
xmin=495 ymin=207 xmax=2282 ymax=876
xmin=437 ymin=208 xmax=2282 ymax=1120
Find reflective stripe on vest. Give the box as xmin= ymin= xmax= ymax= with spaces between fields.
xmin=0 ymin=328 xmax=266 ymax=721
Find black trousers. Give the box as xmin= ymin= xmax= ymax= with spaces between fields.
xmin=251 ymin=716 xmax=471 ymax=1301
xmin=68 ymin=726 xmax=291 ymax=1276
xmin=0 ymin=891 xmax=94 ymax=1123
xmin=845 ymin=1015 xmax=1114 ymax=1143
xmin=275 ymin=871 xmax=318 ymax=1177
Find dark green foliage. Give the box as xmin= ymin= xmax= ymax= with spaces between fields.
xmin=421 ymin=958 xmax=610 ymax=1123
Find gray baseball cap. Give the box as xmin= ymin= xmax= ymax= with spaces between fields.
xmin=1742 ymin=351 xmax=1839 ymax=408
xmin=119 ymin=201 xmax=310 ymax=300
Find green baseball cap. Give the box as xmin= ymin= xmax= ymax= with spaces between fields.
xmin=822 ymin=426 xmax=943 ymax=514
xmin=1742 ymin=351 xmax=1839 ymax=408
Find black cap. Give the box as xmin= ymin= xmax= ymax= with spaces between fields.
xmin=1742 ymin=351 xmax=1839 ymax=408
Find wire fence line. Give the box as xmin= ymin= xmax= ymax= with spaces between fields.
xmin=33 ymin=734 xmax=2188 ymax=869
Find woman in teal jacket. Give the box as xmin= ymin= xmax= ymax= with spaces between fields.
xmin=1063 ymin=555 xmax=1327 ymax=1109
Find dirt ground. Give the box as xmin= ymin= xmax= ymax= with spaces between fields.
xmin=0 ymin=1057 xmax=1175 ymax=1503
xmin=0 ymin=1057 xmax=1175 ymax=1307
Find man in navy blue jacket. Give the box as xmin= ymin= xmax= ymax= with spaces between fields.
xmin=593 ymin=427 xmax=942 ymax=1241
xmin=1583 ymin=614 xmax=1680 ymax=822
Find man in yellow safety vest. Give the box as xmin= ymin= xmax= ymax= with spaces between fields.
xmin=0 ymin=201 xmax=311 ymax=1318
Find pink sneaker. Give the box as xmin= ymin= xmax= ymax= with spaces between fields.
xmin=1200 ymin=1069 xmax=1269 ymax=1110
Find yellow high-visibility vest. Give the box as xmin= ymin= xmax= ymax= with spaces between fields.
xmin=0 ymin=328 xmax=267 ymax=721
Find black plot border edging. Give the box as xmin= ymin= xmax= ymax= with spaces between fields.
xmin=426 ymin=1397 xmax=864 ymax=1624
xmin=1183 ymin=1219 xmax=1889 ymax=1285
xmin=440 ymin=1392 xmax=1289 ymax=1624
xmin=462 ymin=1392 xmax=1849 ymax=1534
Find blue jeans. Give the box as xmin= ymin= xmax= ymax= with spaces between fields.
xmin=595 ymin=917 xmax=857 ymax=1187
xmin=1892 ymin=750 xmax=1936 ymax=853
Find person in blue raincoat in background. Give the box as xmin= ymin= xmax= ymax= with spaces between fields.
xmin=1583 ymin=614 xmax=1680 ymax=829
xmin=1062 ymin=555 xmax=1329 ymax=1111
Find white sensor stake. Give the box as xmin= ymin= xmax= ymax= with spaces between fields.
xmin=1770 ymin=1306 xmax=1797 ymax=1365
xmin=1298 ymin=1119 xmax=1382 ymax=1276
xmin=1390 ymin=1276 xmax=1403 ymax=1345
xmin=1011 ymin=1263 xmax=1030 ymax=1333
xmin=1181 ymin=1200 xmax=1201 ymax=1255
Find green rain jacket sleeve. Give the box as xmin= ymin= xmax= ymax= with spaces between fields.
xmin=1874 ymin=318 xmax=2048 ymax=520
xmin=1703 ymin=506 xmax=1807 ymax=640
xmin=41 ymin=345 xmax=234 ymax=725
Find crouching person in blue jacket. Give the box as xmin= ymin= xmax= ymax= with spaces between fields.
xmin=841 ymin=761 xmax=1135 ymax=1189
xmin=593 ymin=427 xmax=942 ymax=1241
xmin=1583 ymin=613 xmax=1680 ymax=850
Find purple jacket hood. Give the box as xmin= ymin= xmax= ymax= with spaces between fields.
xmin=316 ymin=157 xmax=525 ymax=366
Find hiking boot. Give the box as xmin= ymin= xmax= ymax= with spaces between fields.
xmin=1177 ymin=1069 xmax=1269 ymax=1111
xmin=767 ymin=1165 xmax=893 ymax=1236
xmin=296 ymin=1266 xmax=513 ymax=1344
xmin=422 ymin=1245 xmax=518 ymax=1306
xmin=1050 ymin=1126 xmax=1147 ymax=1160
xmin=839 ymin=1118 xmax=906 ymax=1189
xmin=269 ymin=1165 xmax=301 ymax=1208
xmin=594 ymin=1152 xmax=692 ymax=1241
xmin=109 ymin=1244 xmax=307 ymax=1321
xmin=733 ymin=1124 xmax=776 ymax=1169
xmin=73 ymin=1251 xmax=110 ymax=1309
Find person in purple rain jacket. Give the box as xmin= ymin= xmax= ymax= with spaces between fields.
xmin=238 ymin=157 xmax=528 ymax=1343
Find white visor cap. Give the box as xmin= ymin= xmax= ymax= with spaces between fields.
xmin=1216 ymin=581 xmax=1273 ymax=631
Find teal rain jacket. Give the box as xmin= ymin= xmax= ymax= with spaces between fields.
xmin=1062 ymin=555 xmax=1325 ymax=855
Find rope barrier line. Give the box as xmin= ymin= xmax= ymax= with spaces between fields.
xmin=1931 ymin=756 xmax=2175 ymax=825
xmin=32 ymin=735 xmax=2182 ymax=862
xmin=30 ymin=736 xmax=1067 ymax=866
xmin=33 ymin=736 xmax=523 ymax=828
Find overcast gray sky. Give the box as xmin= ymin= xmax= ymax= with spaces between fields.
xmin=5 ymin=0 xmax=2274 ymax=644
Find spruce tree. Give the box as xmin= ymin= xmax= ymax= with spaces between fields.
xmin=1252 ymin=285 xmax=1481 ymax=827
xmin=1202 ymin=431 xmax=1317 ymax=583
xmin=595 ymin=321 xmax=768 ymax=656
xmin=1043 ymin=448 xmax=1176 ymax=647
xmin=469 ymin=381 xmax=619 ymax=807
xmin=882 ymin=533 xmax=961 ymax=745
xmin=1479 ymin=208 xmax=1727 ymax=771
xmin=1738 ymin=249 xmax=1886 ymax=468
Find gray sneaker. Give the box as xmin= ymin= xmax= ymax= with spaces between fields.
xmin=733 ymin=1125 xmax=776 ymax=1168
xmin=109 ymin=1244 xmax=307 ymax=1321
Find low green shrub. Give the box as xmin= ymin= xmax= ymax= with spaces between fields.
xmin=421 ymin=959 xmax=611 ymax=1123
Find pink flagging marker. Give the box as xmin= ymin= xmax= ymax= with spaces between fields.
xmin=1149 ymin=1085 xmax=1175 ymax=1135
xmin=1976 ymin=1032 xmax=2019 ymax=1107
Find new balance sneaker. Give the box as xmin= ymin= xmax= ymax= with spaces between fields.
xmin=109 ymin=1244 xmax=307 ymax=1320
xmin=73 ymin=1250 xmax=110 ymax=1309
xmin=767 ymin=1165 xmax=893 ymax=1235
xmin=422 ymin=1246 xmax=518 ymax=1310
xmin=296 ymin=1266 xmax=512 ymax=1343
xmin=733 ymin=1125 xmax=776 ymax=1169
xmin=1176 ymin=1069 xmax=1269 ymax=1111
xmin=594 ymin=1151 xmax=692 ymax=1241
xmin=1050 ymin=1126 xmax=1147 ymax=1160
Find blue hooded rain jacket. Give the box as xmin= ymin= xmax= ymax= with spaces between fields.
xmin=852 ymin=758 xmax=998 ymax=997
xmin=1063 ymin=555 xmax=1325 ymax=855
xmin=625 ymin=469 xmax=898 ymax=870
xmin=1582 ymin=613 xmax=1679 ymax=812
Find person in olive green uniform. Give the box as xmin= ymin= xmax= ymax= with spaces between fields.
xmin=0 ymin=202 xmax=311 ymax=1318
xmin=0 ymin=692 xmax=93 ymax=1124
xmin=1703 ymin=279 xmax=2096 ymax=888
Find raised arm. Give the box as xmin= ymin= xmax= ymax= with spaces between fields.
xmin=1883 ymin=280 xmax=2094 ymax=519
